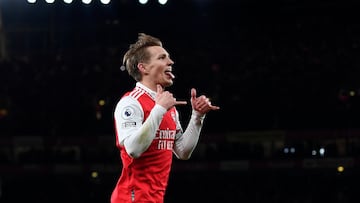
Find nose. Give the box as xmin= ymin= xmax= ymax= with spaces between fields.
xmin=168 ymin=58 xmax=174 ymax=66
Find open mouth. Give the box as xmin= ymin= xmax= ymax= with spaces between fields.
xmin=165 ymin=70 xmax=175 ymax=79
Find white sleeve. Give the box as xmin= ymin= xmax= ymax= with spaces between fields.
xmin=173 ymin=110 xmax=205 ymax=160
xmin=114 ymin=96 xmax=167 ymax=158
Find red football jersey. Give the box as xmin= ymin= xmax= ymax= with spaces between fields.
xmin=111 ymin=86 xmax=177 ymax=203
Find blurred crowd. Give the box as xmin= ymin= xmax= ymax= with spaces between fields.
xmin=2 ymin=5 xmax=360 ymax=136
xmin=1 ymin=1 xmax=360 ymax=202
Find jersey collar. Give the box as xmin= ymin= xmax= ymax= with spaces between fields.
xmin=136 ymin=82 xmax=156 ymax=100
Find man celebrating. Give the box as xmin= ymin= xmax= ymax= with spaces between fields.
xmin=111 ymin=33 xmax=220 ymax=203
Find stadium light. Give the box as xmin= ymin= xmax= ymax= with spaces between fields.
xmin=100 ymin=0 xmax=111 ymax=4
xmin=64 ymin=0 xmax=74 ymax=4
xmin=27 ymin=0 xmax=37 ymax=3
xmin=139 ymin=0 xmax=148 ymax=5
xmin=158 ymin=0 xmax=168 ymax=5
xmin=82 ymin=0 xmax=92 ymax=4
xmin=45 ymin=0 xmax=55 ymax=3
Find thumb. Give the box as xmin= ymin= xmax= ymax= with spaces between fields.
xmin=157 ymin=84 xmax=163 ymax=94
xmin=191 ymin=88 xmax=197 ymax=100
xmin=191 ymin=88 xmax=196 ymax=103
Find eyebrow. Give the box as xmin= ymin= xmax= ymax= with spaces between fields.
xmin=157 ymin=52 xmax=168 ymax=58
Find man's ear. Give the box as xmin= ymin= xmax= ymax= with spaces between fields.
xmin=138 ymin=63 xmax=149 ymax=74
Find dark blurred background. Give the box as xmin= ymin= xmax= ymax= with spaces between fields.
xmin=1 ymin=0 xmax=360 ymax=202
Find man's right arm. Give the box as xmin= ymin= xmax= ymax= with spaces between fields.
xmin=114 ymin=96 xmax=166 ymax=158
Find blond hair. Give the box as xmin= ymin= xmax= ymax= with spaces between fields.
xmin=123 ymin=33 xmax=162 ymax=81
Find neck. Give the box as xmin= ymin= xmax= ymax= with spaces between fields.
xmin=139 ymin=81 xmax=157 ymax=92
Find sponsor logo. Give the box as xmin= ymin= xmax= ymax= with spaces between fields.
xmin=122 ymin=122 xmax=136 ymax=128
xmin=156 ymin=129 xmax=176 ymax=150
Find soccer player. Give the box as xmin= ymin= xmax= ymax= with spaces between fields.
xmin=111 ymin=33 xmax=220 ymax=203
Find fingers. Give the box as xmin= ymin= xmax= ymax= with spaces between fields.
xmin=156 ymin=86 xmax=187 ymax=109
xmin=196 ymin=103 xmax=220 ymax=114
xmin=175 ymin=100 xmax=187 ymax=105
xmin=210 ymin=104 xmax=220 ymax=110
xmin=192 ymin=94 xmax=220 ymax=113
xmin=157 ymin=86 xmax=218 ymax=111
xmin=173 ymin=97 xmax=187 ymax=106
xmin=194 ymin=95 xmax=208 ymax=106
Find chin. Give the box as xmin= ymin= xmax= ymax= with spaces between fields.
xmin=163 ymin=81 xmax=173 ymax=87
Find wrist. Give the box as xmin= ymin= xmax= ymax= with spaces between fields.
xmin=191 ymin=110 xmax=205 ymax=125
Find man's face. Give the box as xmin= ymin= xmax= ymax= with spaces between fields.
xmin=141 ymin=46 xmax=175 ymax=88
